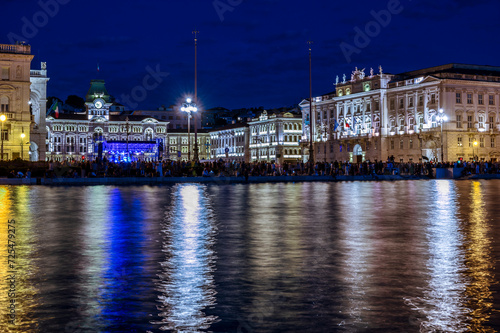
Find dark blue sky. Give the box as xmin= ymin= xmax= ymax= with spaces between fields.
xmin=2 ymin=0 xmax=499 ymax=110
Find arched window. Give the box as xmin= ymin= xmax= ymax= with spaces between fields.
xmin=145 ymin=128 xmax=154 ymax=141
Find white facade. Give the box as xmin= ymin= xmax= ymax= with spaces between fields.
xmin=301 ymin=64 xmax=500 ymax=163
xmin=29 ymin=62 xmax=49 ymax=161
xmin=248 ymin=111 xmax=302 ymax=164
xmin=209 ymin=124 xmax=249 ymax=162
xmin=46 ymin=80 xmax=169 ymax=162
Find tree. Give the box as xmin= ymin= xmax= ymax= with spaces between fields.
xmin=65 ymin=95 xmax=85 ymax=111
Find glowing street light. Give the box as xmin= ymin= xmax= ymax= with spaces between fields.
xmin=20 ymin=130 xmax=25 ymax=160
xmin=181 ymin=98 xmax=198 ymax=161
xmin=0 ymin=114 xmax=6 ymax=161
xmin=436 ymin=108 xmax=448 ymax=163
xmin=473 ymin=140 xmax=478 ymax=161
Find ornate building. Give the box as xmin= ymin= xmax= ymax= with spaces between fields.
xmin=46 ymin=79 xmax=168 ymax=162
xmin=300 ymin=64 xmax=500 ymax=163
xmin=0 ymin=43 xmax=33 ymax=160
xmin=165 ymin=129 xmax=210 ymax=161
xmin=210 ymin=123 xmax=249 ymax=162
xmin=30 ymin=61 xmax=49 ymax=161
xmin=248 ymin=110 xmax=302 ymax=164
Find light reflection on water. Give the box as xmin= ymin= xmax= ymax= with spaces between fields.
xmin=153 ymin=184 xmax=218 ymax=331
xmin=0 ymin=181 xmax=498 ymax=332
xmin=464 ymin=181 xmax=496 ymax=332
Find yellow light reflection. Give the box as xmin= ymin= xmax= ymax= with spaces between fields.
xmin=0 ymin=186 xmax=39 ymax=331
xmin=464 ymin=181 xmax=495 ymax=332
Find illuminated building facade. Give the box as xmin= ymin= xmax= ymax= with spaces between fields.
xmin=165 ymin=129 xmax=210 ymax=161
xmin=248 ymin=110 xmax=302 ymax=164
xmin=46 ymin=79 xmax=168 ymax=162
xmin=301 ymin=64 xmax=500 ymax=163
xmin=0 ymin=43 xmax=33 ymax=160
xmin=210 ymin=123 xmax=249 ymax=162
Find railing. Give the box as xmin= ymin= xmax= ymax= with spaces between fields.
xmin=0 ymin=44 xmax=31 ymax=54
xmin=30 ymin=69 xmax=47 ymax=77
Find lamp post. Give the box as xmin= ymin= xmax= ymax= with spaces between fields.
xmin=181 ymin=98 xmax=198 ymax=161
xmin=473 ymin=140 xmax=478 ymax=161
xmin=125 ymin=116 xmax=130 ymax=162
xmin=436 ymin=108 xmax=448 ymax=163
xmin=193 ymin=30 xmax=200 ymax=161
xmin=0 ymin=114 xmax=5 ymax=161
xmin=20 ymin=130 xmax=25 ymax=160
xmin=307 ymin=40 xmax=314 ymax=169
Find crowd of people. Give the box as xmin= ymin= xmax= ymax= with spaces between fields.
xmin=3 ymin=156 xmax=500 ymax=179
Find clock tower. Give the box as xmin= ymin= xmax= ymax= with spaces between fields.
xmin=85 ymin=79 xmax=112 ymax=120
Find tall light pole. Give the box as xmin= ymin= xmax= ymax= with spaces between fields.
xmin=473 ymin=140 xmax=478 ymax=161
xmin=193 ymin=30 xmax=200 ymax=161
xmin=126 ymin=116 xmax=130 ymax=162
xmin=0 ymin=114 xmax=5 ymax=161
xmin=307 ymin=40 xmax=314 ymax=167
xmin=436 ymin=108 xmax=448 ymax=163
xmin=20 ymin=129 xmax=25 ymax=160
xmin=181 ymin=98 xmax=198 ymax=161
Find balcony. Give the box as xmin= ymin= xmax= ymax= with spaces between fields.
xmin=30 ymin=69 xmax=47 ymax=78
xmin=0 ymin=44 xmax=31 ymax=55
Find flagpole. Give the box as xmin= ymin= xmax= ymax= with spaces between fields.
xmin=307 ymin=41 xmax=314 ymax=168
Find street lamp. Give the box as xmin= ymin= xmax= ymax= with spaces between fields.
xmin=193 ymin=30 xmax=200 ymax=162
xmin=20 ymin=130 xmax=25 ymax=160
xmin=473 ymin=140 xmax=478 ymax=161
xmin=181 ymin=97 xmax=198 ymax=161
xmin=436 ymin=108 xmax=448 ymax=163
xmin=0 ymin=114 xmax=5 ymax=161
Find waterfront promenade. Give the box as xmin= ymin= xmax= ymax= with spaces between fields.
xmin=0 ymin=159 xmax=498 ymax=185
xmin=3 ymin=173 xmax=499 ymax=186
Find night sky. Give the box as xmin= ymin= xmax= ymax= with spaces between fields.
xmin=2 ymin=0 xmax=499 ymax=111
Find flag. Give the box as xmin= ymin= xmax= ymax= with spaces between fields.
xmin=334 ymin=119 xmax=339 ymax=131
xmin=47 ymin=100 xmax=60 ymax=118
xmin=54 ymin=101 xmax=59 ymax=118
xmin=345 ymin=119 xmax=350 ymax=128
xmin=97 ymin=63 xmax=100 ymax=72
xmin=422 ymin=155 xmax=429 ymax=161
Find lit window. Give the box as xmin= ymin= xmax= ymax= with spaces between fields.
xmin=456 ymin=93 xmax=461 ymax=104
xmin=467 ymin=93 xmax=473 ymax=104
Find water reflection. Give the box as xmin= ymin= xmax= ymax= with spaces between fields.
xmin=154 ymin=184 xmax=218 ymax=331
xmin=464 ymin=181 xmax=495 ymax=331
xmin=418 ymin=181 xmax=469 ymax=332
xmin=0 ymin=186 xmax=39 ymax=332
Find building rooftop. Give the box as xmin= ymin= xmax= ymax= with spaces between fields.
xmin=393 ymin=63 xmax=500 ymax=81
